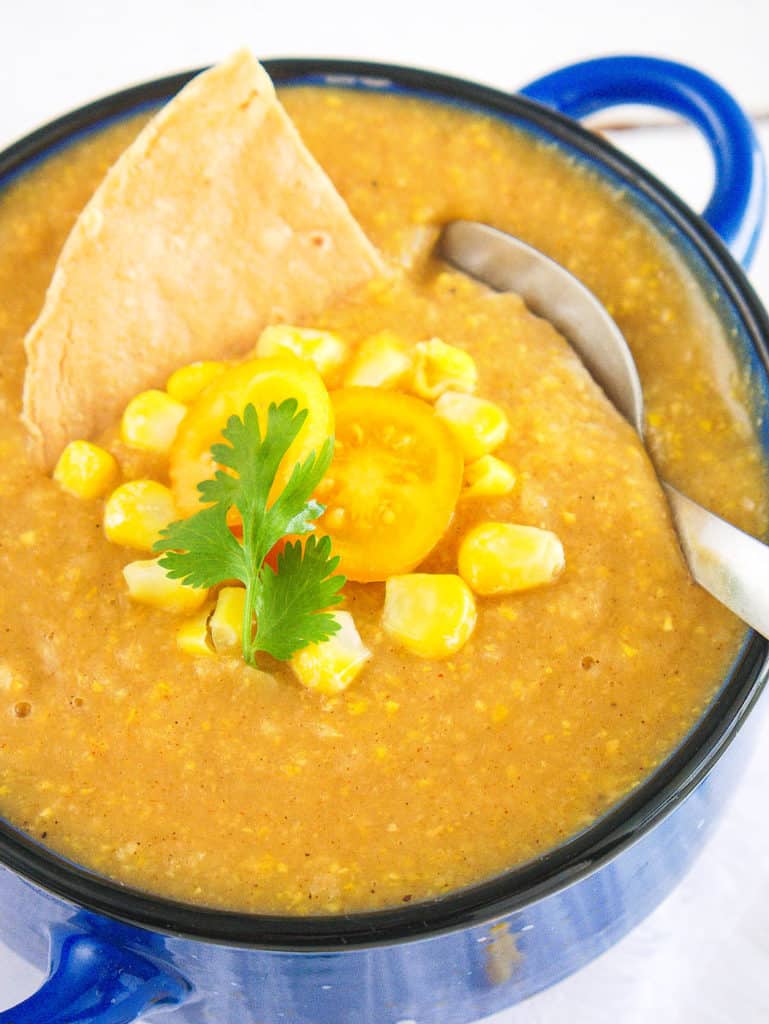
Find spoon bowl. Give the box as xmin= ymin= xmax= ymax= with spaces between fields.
xmin=439 ymin=219 xmax=769 ymax=640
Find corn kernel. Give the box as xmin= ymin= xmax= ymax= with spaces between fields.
xmin=458 ymin=522 xmax=565 ymax=595
xmin=53 ymin=440 xmax=118 ymax=499
xmin=166 ymin=361 xmax=227 ymax=403
xmin=291 ymin=611 xmax=371 ymax=695
xmin=382 ymin=574 xmax=476 ymax=659
xmin=435 ymin=392 xmax=508 ymax=460
xmin=411 ymin=338 xmax=477 ymax=400
xmin=176 ymin=604 xmax=215 ymax=657
xmin=121 ymin=390 xmax=187 ymax=454
xmin=343 ymin=330 xmax=412 ymax=389
xmin=462 ymin=455 xmax=516 ymax=498
xmin=104 ymin=480 xmax=177 ymax=550
xmin=256 ymin=325 xmax=347 ymax=382
xmin=123 ymin=557 xmax=208 ymax=613
xmin=210 ymin=586 xmax=246 ymax=652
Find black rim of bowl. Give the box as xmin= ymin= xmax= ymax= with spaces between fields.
xmin=1 ymin=58 xmax=768 ymax=951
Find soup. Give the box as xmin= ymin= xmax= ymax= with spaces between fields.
xmin=0 ymin=83 xmax=766 ymax=914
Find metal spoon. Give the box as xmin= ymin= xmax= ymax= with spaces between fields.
xmin=439 ymin=219 xmax=769 ymax=640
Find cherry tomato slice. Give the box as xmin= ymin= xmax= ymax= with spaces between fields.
xmin=320 ymin=388 xmax=463 ymax=582
xmin=170 ymin=355 xmax=333 ymax=516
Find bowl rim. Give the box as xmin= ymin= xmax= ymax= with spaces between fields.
xmin=1 ymin=56 xmax=768 ymax=951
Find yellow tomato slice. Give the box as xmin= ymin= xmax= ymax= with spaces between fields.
xmin=170 ymin=355 xmax=334 ymax=516
xmin=321 ymin=388 xmax=464 ymax=582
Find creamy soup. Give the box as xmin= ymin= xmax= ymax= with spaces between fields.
xmin=0 ymin=87 xmax=766 ymax=914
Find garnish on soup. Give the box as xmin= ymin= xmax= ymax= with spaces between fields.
xmin=154 ymin=399 xmax=345 ymax=665
xmin=53 ymin=322 xmax=570 ymax=690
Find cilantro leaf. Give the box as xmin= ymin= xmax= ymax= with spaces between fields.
xmin=253 ymin=535 xmax=345 ymax=661
xmin=154 ymin=504 xmax=246 ymax=589
xmin=153 ymin=400 xmax=345 ymax=665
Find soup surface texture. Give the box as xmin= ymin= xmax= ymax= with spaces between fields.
xmin=0 ymin=87 xmax=766 ymax=914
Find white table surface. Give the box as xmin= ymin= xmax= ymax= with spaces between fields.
xmin=3 ymin=2 xmax=769 ymax=1021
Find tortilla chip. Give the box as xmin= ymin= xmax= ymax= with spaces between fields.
xmin=23 ymin=50 xmax=384 ymax=467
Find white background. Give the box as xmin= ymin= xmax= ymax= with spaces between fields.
xmin=3 ymin=2 xmax=769 ymax=1021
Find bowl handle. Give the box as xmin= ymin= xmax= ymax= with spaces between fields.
xmin=0 ymin=925 xmax=189 ymax=1024
xmin=520 ymin=55 xmax=766 ymax=268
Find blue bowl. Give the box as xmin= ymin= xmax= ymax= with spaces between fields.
xmin=0 ymin=55 xmax=768 ymax=1024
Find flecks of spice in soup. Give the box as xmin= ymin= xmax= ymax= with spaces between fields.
xmin=0 ymin=90 xmax=766 ymax=914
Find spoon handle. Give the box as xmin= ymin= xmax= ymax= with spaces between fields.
xmin=663 ymin=483 xmax=769 ymax=639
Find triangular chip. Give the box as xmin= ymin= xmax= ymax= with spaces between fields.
xmin=23 ymin=50 xmax=384 ymax=467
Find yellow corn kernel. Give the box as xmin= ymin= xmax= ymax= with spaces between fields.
xmin=458 ymin=522 xmax=565 ymax=595
xmin=53 ymin=440 xmax=118 ymax=499
xmin=123 ymin=557 xmax=208 ymax=613
xmin=255 ymin=325 xmax=347 ymax=382
xmin=343 ymin=330 xmax=412 ymax=389
xmin=434 ymin=392 xmax=508 ymax=460
xmin=176 ymin=604 xmax=215 ymax=657
xmin=291 ymin=611 xmax=371 ymax=695
xmin=104 ymin=480 xmax=177 ymax=550
xmin=209 ymin=586 xmax=246 ymax=652
xmin=411 ymin=338 xmax=477 ymax=400
xmin=462 ymin=455 xmax=516 ymax=498
xmin=382 ymin=574 xmax=476 ymax=659
xmin=121 ymin=390 xmax=187 ymax=454
xmin=166 ymin=361 xmax=227 ymax=403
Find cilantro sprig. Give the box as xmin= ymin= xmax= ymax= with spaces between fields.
xmin=154 ymin=400 xmax=345 ymax=664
